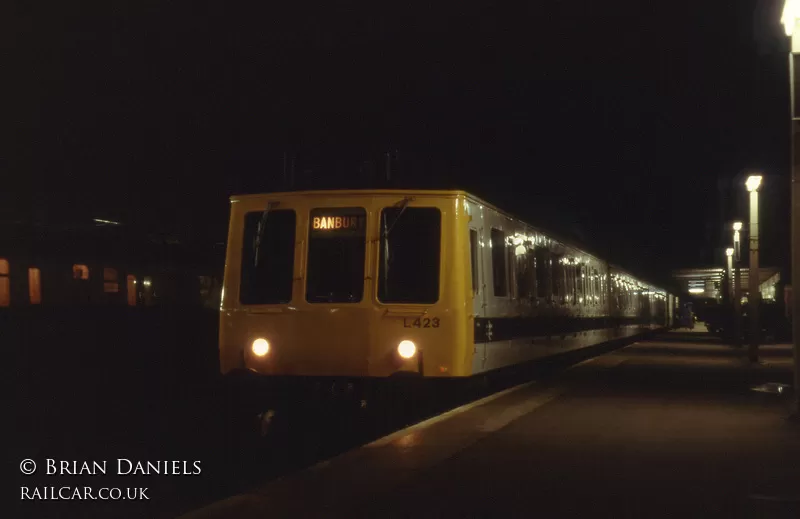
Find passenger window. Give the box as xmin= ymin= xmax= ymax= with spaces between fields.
xmin=490 ymin=228 xmax=507 ymax=297
xmin=571 ymin=264 xmax=578 ymax=304
xmin=552 ymin=254 xmax=564 ymax=302
xmin=28 ymin=267 xmax=42 ymax=304
xmin=126 ymin=275 xmax=137 ymax=306
xmin=0 ymin=259 xmax=9 ymax=307
xmin=469 ymin=229 xmax=479 ymax=295
xmin=507 ymin=241 xmax=516 ymax=299
xmin=73 ymin=264 xmax=89 ymax=280
xmin=535 ymin=248 xmax=547 ymax=298
xmin=586 ymin=268 xmax=592 ymax=304
xmin=515 ymin=246 xmax=534 ymax=301
xmin=593 ymin=268 xmax=600 ymax=304
xmin=600 ymin=272 xmax=606 ymax=304
xmin=523 ymin=248 xmax=536 ymax=300
xmin=104 ymin=268 xmax=119 ymax=293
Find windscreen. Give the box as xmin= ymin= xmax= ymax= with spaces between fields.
xmin=240 ymin=209 xmax=296 ymax=304
xmin=378 ymin=207 xmax=441 ymax=303
xmin=306 ymin=208 xmax=367 ymax=303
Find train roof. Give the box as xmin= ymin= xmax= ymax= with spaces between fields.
xmin=233 ymin=189 xmax=672 ymax=293
xmin=230 ymin=189 xmax=470 ymax=201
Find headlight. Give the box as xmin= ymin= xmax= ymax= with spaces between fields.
xmin=397 ymin=340 xmax=416 ymax=359
xmin=252 ymin=338 xmax=270 ymax=356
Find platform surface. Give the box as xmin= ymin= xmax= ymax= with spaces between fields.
xmin=180 ymin=337 xmax=800 ymax=518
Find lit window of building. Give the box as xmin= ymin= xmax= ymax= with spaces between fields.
xmin=104 ymin=268 xmax=119 ymax=293
xmin=126 ymin=275 xmax=136 ymax=306
xmin=28 ymin=267 xmax=42 ymax=304
xmin=0 ymin=259 xmax=9 ymax=307
xmin=73 ymin=264 xmax=89 ymax=280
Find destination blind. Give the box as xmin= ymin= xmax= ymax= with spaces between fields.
xmin=309 ymin=208 xmax=366 ymax=237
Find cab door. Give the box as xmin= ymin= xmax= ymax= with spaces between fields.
xmin=466 ymin=200 xmax=488 ymax=374
xmin=469 ymin=226 xmax=485 ymax=318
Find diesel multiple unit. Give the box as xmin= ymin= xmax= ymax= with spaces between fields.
xmin=219 ymin=190 xmax=675 ymax=380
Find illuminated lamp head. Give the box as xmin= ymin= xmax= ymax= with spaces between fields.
xmin=252 ymin=338 xmax=270 ymax=357
xmin=745 ymin=175 xmax=762 ymax=192
xmin=783 ymin=0 xmax=800 ymax=36
xmin=397 ymin=340 xmax=416 ymax=359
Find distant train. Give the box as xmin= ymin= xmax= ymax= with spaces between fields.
xmin=219 ymin=190 xmax=676 ymax=384
xmin=0 ymin=221 xmax=222 ymax=310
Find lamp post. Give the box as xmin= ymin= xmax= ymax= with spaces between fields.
xmin=726 ymin=248 xmax=734 ymax=303
xmin=782 ymin=0 xmax=800 ymax=412
xmin=733 ymin=222 xmax=743 ymax=348
xmin=746 ymin=174 xmax=762 ymax=363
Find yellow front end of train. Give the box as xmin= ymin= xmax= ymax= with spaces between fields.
xmin=219 ymin=190 xmax=474 ymax=379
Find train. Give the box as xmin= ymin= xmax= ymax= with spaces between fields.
xmin=219 ymin=189 xmax=677 ymax=391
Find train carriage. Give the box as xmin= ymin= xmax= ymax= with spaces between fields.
xmin=219 ymin=189 xmax=672 ymax=383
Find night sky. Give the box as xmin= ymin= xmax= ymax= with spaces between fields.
xmin=5 ymin=1 xmax=792 ymax=286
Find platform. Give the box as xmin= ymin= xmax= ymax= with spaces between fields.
xmin=180 ymin=336 xmax=800 ymax=518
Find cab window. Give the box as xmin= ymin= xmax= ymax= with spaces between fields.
xmin=379 ymin=207 xmax=441 ymax=304
xmin=240 ymin=209 xmax=296 ymax=304
xmin=307 ymin=207 xmax=366 ymax=303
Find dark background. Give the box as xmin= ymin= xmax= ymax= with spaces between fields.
xmin=4 ymin=0 xmax=792 ymax=286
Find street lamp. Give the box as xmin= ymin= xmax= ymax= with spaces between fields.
xmin=783 ymin=0 xmax=800 ymax=414
xmin=783 ymin=0 xmax=800 ymax=36
xmin=745 ymin=174 xmax=762 ymax=363
xmin=725 ymin=248 xmax=734 ymax=302
xmin=733 ymin=221 xmax=743 ymax=255
xmin=732 ymin=222 xmax=743 ymax=347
